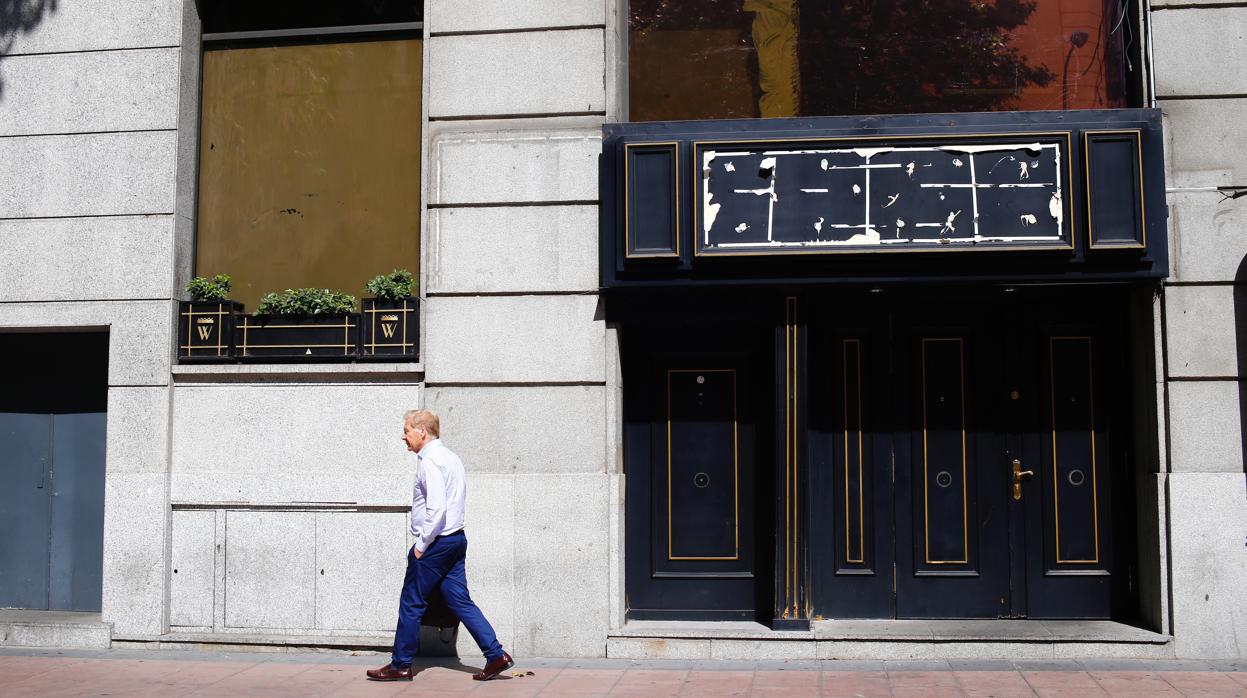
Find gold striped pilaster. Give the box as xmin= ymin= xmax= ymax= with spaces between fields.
xmin=782 ymin=296 xmax=802 ymax=619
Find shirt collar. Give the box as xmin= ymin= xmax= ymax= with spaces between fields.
xmin=416 ymin=438 xmax=442 ymax=460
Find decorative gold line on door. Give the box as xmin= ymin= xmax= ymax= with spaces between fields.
xmin=666 ymin=368 xmax=740 ymax=561
xmin=1049 ymin=336 xmax=1100 ymax=564
xmin=843 ymin=339 xmax=865 ymax=565
xmin=783 ymin=296 xmax=800 ymax=618
xmin=921 ymin=337 xmax=969 ymax=565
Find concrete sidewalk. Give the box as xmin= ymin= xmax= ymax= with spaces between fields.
xmin=2 ymin=648 xmax=1247 ymax=696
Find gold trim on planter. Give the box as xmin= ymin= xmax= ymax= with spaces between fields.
xmin=238 ymin=317 xmax=358 ymax=354
xmin=180 ymin=305 xmax=233 ymax=356
xmin=364 ymin=301 xmax=416 ymax=351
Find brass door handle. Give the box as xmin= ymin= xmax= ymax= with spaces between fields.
xmin=1012 ymin=458 xmax=1034 ymax=501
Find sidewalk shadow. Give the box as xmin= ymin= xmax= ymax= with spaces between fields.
xmin=410 ymin=657 xmax=478 ymax=676
xmin=410 ymin=658 xmax=524 ymax=681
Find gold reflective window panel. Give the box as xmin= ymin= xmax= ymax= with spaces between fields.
xmin=196 ymin=39 xmax=422 ymax=310
xmin=629 ymin=0 xmax=1130 ymax=121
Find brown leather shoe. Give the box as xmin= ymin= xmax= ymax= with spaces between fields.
xmin=472 ymin=652 xmax=514 ymax=681
xmin=366 ymin=663 xmax=413 ymax=681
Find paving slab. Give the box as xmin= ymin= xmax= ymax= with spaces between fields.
xmin=1 ymin=648 xmax=1246 ymax=696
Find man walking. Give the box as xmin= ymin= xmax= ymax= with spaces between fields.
xmin=367 ymin=409 xmax=514 ymax=682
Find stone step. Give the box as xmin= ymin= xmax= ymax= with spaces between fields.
xmin=608 ymin=620 xmax=1174 ymax=661
xmin=0 ymin=610 xmax=112 ymax=649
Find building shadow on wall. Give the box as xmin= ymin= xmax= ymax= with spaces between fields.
xmin=1235 ymin=254 xmax=1247 ymax=479
xmin=0 ymin=0 xmax=58 ymax=98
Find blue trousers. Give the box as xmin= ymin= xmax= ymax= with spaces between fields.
xmin=391 ymin=531 xmax=504 ymax=668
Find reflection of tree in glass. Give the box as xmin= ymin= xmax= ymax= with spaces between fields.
xmin=1 ymin=0 xmax=58 ymax=97
xmin=630 ymin=0 xmax=1056 ymax=119
xmin=629 ymin=0 xmax=764 ymax=121
xmin=798 ymin=0 xmax=1054 ymax=115
xmin=630 ymin=0 xmax=748 ymax=31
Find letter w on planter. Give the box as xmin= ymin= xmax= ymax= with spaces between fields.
xmin=360 ymin=297 xmax=419 ymax=360
xmin=178 ymin=301 xmax=244 ymax=362
xmin=234 ymin=313 xmax=360 ymax=361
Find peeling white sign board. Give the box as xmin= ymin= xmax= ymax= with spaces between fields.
xmin=696 ymin=136 xmax=1072 ymax=255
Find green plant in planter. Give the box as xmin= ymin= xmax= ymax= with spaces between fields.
xmin=255 ymin=288 xmax=357 ymax=316
xmin=186 ymin=274 xmax=232 ymax=302
xmin=180 ymin=274 xmax=238 ymax=362
xmin=364 ymin=268 xmax=415 ymax=300
xmin=360 ymin=269 xmax=418 ymax=360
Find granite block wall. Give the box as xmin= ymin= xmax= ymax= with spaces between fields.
xmin=420 ymin=0 xmax=611 ymax=657
xmin=0 ymin=0 xmax=183 ymax=636
xmin=1153 ymin=2 xmax=1247 ymax=659
xmin=2 ymin=0 xmax=1243 ymax=661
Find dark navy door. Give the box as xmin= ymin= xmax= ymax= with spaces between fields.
xmin=809 ymin=289 xmax=1125 ymax=619
xmin=0 ymin=333 xmax=108 ymax=612
xmin=893 ymin=310 xmax=1014 ymax=617
xmin=623 ymin=296 xmax=774 ymax=620
xmin=1012 ymin=300 xmax=1119 ymax=618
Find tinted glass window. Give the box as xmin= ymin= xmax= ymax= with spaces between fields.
xmin=201 ymin=0 xmax=422 ymax=34
xmin=629 ymin=0 xmax=1131 ymax=121
xmin=195 ymin=39 xmax=422 ymax=309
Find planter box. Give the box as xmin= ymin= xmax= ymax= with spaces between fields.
xmin=234 ymin=314 xmax=360 ymax=361
xmin=178 ymin=301 xmax=243 ymax=362
xmin=359 ymin=297 xmax=419 ymax=360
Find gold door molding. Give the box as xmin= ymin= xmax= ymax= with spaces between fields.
xmin=921 ymin=337 xmax=969 ymax=566
xmin=843 ymin=338 xmax=866 ymax=565
xmin=666 ymin=368 xmax=740 ymax=561
xmin=782 ymin=296 xmax=801 ymax=618
xmin=1049 ymin=336 xmax=1101 ymax=565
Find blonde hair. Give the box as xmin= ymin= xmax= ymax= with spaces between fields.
xmin=403 ymin=409 xmax=440 ymax=437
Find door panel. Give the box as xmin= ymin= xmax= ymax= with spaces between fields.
xmin=919 ymin=338 xmax=972 ymax=568
xmin=623 ymin=303 xmax=772 ymax=620
xmin=48 ymin=412 xmax=107 ymax=612
xmin=809 ymin=320 xmax=894 ymax=618
xmin=838 ymin=338 xmax=870 ymax=570
xmin=0 ymin=413 xmax=53 ymax=610
xmin=630 ymin=290 xmax=1128 ymax=621
xmin=640 ymin=357 xmax=758 ymax=614
xmin=0 ymin=332 xmax=108 ymax=612
xmin=1021 ymin=318 xmax=1115 ymax=618
xmin=810 ymin=291 xmax=1125 ymax=620
xmin=314 ymin=512 xmax=409 ymax=631
xmin=660 ymin=369 xmax=746 ymax=568
xmin=1049 ymin=337 xmax=1102 ymax=565
xmin=895 ymin=323 xmax=1010 ymax=618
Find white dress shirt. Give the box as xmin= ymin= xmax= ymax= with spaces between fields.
xmin=410 ymin=438 xmax=467 ymax=554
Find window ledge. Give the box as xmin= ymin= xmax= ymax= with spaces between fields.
xmin=172 ymin=362 xmax=423 ymax=381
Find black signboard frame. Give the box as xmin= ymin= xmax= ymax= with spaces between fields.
xmin=600 ymin=109 xmax=1168 ymax=288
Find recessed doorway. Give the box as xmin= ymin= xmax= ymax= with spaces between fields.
xmin=0 ymin=332 xmax=108 ymax=612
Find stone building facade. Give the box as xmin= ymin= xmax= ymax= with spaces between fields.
xmin=0 ymin=0 xmax=1243 ymax=660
